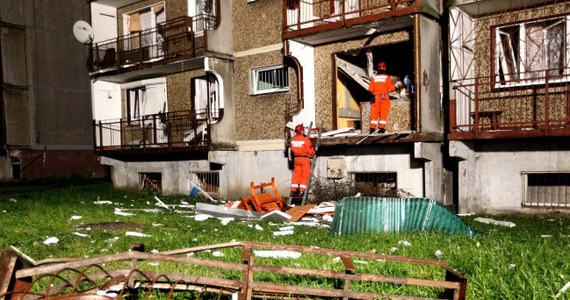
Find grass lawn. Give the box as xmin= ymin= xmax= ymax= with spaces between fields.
xmin=1 ymin=178 xmax=569 ymax=299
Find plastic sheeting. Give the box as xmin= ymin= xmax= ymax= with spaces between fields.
xmin=331 ymin=197 xmax=476 ymax=236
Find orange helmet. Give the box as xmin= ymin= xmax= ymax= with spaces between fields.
xmin=377 ymin=61 xmax=387 ymax=71
xmin=295 ymin=124 xmax=304 ymax=134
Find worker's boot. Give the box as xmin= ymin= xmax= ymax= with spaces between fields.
xmin=369 ymin=128 xmax=375 ymax=134
xmin=379 ymin=128 xmax=386 ymax=134
xmin=290 ymin=190 xmax=302 ymax=205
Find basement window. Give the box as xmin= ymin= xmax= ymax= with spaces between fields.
xmin=252 ymin=65 xmax=289 ymax=95
xmin=140 ymin=172 xmax=162 ymax=194
xmin=522 ymin=172 xmax=570 ymax=207
xmin=351 ymin=172 xmax=397 ymax=196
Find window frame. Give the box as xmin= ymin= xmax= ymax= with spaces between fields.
xmin=492 ymin=14 xmax=570 ymax=89
xmin=251 ymin=65 xmax=290 ymax=95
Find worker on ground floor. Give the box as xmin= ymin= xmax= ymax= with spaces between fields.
xmin=290 ymin=124 xmax=315 ymax=200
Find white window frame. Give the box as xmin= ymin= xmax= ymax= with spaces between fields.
xmin=251 ymin=65 xmax=289 ymax=95
xmin=494 ymin=15 xmax=570 ymax=88
xmin=188 ymin=0 xmax=216 ymax=37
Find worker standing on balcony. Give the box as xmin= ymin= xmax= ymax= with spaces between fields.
xmin=368 ymin=61 xmax=400 ymax=134
xmin=290 ymin=124 xmax=315 ymax=204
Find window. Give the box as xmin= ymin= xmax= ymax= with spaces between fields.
xmin=252 ymin=65 xmax=289 ymax=95
xmin=494 ymin=16 xmax=569 ymax=87
xmin=125 ymin=82 xmax=167 ymax=125
xmin=188 ymin=0 xmax=216 ymax=35
xmin=522 ymin=172 xmax=570 ymax=207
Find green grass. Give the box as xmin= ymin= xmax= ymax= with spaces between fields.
xmin=1 ymin=179 xmax=570 ymax=299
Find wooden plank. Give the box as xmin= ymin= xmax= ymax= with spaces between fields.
xmin=285 ymin=204 xmax=316 ymax=222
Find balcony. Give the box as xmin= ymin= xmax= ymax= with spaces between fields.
xmin=283 ymin=0 xmax=420 ymax=45
xmin=449 ymin=70 xmax=570 ymax=140
xmin=90 ymin=16 xmax=210 ymax=77
xmin=93 ymin=110 xmax=219 ymax=158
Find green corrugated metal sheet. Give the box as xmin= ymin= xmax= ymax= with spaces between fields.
xmin=330 ymin=197 xmax=476 ymax=236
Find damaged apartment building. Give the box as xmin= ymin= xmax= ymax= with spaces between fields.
xmin=87 ymin=0 xmax=570 ymax=214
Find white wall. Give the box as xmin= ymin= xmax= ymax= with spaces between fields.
xmin=92 ymin=81 xmax=121 ymax=120
xmin=289 ymin=41 xmax=316 ymax=127
xmin=451 ymin=140 xmax=570 ymax=213
xmin=90 ymin=3 xmax=118 ymax=43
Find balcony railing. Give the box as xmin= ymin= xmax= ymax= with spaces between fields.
xmin=91 ymin=16 xmax=210 ymax=73
xmin=283 ymin=0 xmax=419 ymax=39
xmin=449 ymin=70 xmax=570 ymax=140
xmin=93 ymin=110 xmax=215 ymax=153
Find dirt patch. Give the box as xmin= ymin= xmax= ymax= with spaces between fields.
xmin=77 ymin=221 xmax=144 ymax=232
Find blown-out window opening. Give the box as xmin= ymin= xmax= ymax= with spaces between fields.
xmin=494 ymin=15 xmax=570 ymax=88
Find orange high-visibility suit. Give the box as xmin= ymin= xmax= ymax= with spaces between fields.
xmin=368 ymin=73 xmax=396 ymax=131
xmin=290 ymin=134 xmax=315 ymax=193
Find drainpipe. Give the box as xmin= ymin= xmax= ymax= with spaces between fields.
xmin=414 ymin=15 xmax=421 ymax=132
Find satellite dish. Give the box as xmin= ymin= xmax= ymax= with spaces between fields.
xmin=73 ymin=20 xmax=94 ymax=44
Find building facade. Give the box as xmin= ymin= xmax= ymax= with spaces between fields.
xmin=88 ymin=0 xmax=570 ymax=214
xmin=0 ymin=0 xmax=106 ymax=181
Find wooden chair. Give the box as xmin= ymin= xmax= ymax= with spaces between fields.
xmin=242 ymin=177 xmax=285 ymax=213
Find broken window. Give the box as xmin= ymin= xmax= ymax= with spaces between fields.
xmin=351 ymin=172 xmax=398 ymax=196
xmin=523 ymin=172 xmax=570 ymax=207
xmin=189 ymin=0 xmax=216 ymax=34
xmin=252 ymin=65 xmax=289 ymax=95
xmin=125 ymin=82 xmax=167 ymax=125
xmin=192 ymin=74 xmax=221 ymax=122
xmin=495 ymin=16 xmax=569 ymax=87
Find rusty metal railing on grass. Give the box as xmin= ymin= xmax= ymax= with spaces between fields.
xmin=0 ymin=241 xmax=467 ymax=300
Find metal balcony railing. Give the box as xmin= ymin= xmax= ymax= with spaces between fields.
xmin=283 ymin=0 xmax=419 ymax=39
xmin=90 ymin=16 xmax=211 ymax=72
xmin=93 ymin=110 xmax=217 ymax=153
xmin=449 ymin=69 xmax=570 ymax=139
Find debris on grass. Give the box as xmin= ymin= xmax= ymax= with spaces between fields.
xmin=70 ymin=215 xmax=82 ymax=220
xmin=125 ymin=231 xmax=151 ymax=237
xmin=474 ymin=217 xmax=516 ymax=228
xmin=253 ymin=250 xmax=301 ymax=259
xmin=43 ymin=237 xmax=59 ymax=245
xmin=94 ymin=200 xmax=113 ymax=205
xmin=72 ymin=232 xmax=90 ymax=238
xmin=556 ymin=281 xmax=570 ymax=298
xmin=114 ymin=208 xmax=134 ymax=216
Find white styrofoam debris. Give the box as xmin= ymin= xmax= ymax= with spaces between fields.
xmin=272 ymin=230 xmax=294 ymax=236
xmin=125 ymin=231 xmax=151 ymax=237
xmin=212 ymin=251 xmax=224 ymax=257
xmin=255 ymin=224 xmax=264 ymax=231
xmin=9 ymin=198 xmax=17 ymax=202
xmin=151 ymin=249 xmax=160 ymax=254
xmin=279 ymin=226 xmax=295 ymax=231
xmin=70 ymin=215 xmax=82 ymax=220
xmin=152 ymin=222 xmax=164 ymax=227
xmin=94 ymin=200 xmax=113 ymax=205
xmin=555 ymin=281 xmax=570 ymax=298
xmin=43 ymin=237 xmax=59 ymax=245
xmin=114 ymin=208 xmax=134 ymax=216
xmin=390 ymin=247 xmax=398 ymax=253
xmin=253 ymin=250 xmax=301 ymax=259
xmin=398 ymin=240 xmax=412 ymax=247
xmin=435 ymin=250 xmax=443 ymax=259
xmin=474 ymin=217 xmax=516 ymax=228
xmin=72 ymin=232 xmax=90 ymax=238
xmin=154 ymin=196 xmax=171 ymax=210
xmin=194 ymin=214 xmax=211 ymax=221
xmin=220 ymin=217 xmax=234 ymax=225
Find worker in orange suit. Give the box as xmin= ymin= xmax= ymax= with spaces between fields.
xmin=290 ymin=124 xmax=315 ymax=202
xmin=368 ymin=61 xmax=398 ymax=134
